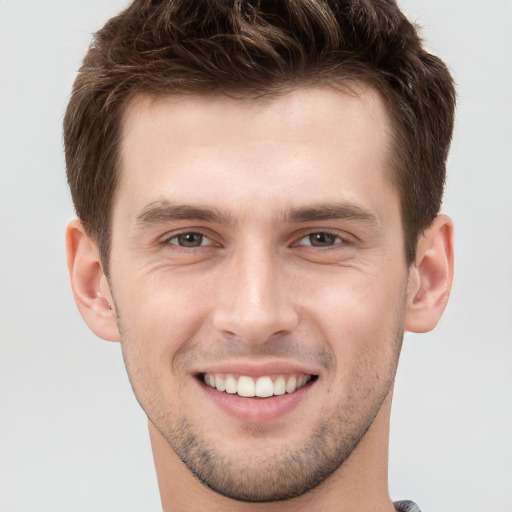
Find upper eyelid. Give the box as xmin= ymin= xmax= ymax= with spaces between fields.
xmin=158 ymin=227 xmax=355 ymax=246
xmin=299 ymin=231 xmax=342 ymax=241
xmin=161 ymin=228 xmax=215 ymax=243
xmin=293 ymin=229 xmax=355 ymax=244
xmin=295 ymin=234 xmax=342 ymax=248
xmin=169 ymin=232 xmax=210 ymax=244
xmin=162 ymin=231 xmax=218 ymax=251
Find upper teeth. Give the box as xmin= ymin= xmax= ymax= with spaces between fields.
xmin=203 ymin=373 xmax=311 ymax=398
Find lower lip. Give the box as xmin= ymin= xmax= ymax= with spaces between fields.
xmin=197 ymin=379 xmax=313 ymax=423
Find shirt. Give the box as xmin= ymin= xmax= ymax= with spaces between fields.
xmin=394 ymin=500 xmax=422 ymax=512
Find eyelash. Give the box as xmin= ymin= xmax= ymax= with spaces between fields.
xmin=162 ymin=230 xmax=351 ymax=250
xmin=164 ymin=231 xmax=214 ymax=249
xmin=295 ymin=231 xmax=346 ymax=248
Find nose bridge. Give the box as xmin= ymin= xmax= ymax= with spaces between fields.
xmin=212 ymin=240 xmax=298 ymax=342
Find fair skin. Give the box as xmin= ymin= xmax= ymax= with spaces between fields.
xmin=67 ymin=86 xmax=453 ymax=512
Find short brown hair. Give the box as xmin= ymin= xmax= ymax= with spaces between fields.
xmin=64 ymin=0 xmax=456 ymax=272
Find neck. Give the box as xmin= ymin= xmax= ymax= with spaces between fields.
xmin=150 ymin=391 xmax=396 ymax=512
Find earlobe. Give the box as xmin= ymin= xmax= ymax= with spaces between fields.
xmin=405 ymin=214 xmax=454 ymax=333
xmin=66 ymin=219 xmax=120 ymax=342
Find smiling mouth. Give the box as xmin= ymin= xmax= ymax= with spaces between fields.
xmin=200 ymin=373 xmax=317 ymax=398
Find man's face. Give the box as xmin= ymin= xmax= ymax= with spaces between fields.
xmin=108 ymin=87 xmax=410 ymax=501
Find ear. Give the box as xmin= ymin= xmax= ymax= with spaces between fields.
xmin=66 ymin=219 xmax=120 ymax=342
xmin=405 ymin=214 xmax=454 ymax=333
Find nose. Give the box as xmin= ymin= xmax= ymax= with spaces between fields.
xmin=212 ymin=245 xmax=299 ymax=344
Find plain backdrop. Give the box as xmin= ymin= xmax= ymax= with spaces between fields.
xmin=0 ymin=1 xmax=511 ymax=511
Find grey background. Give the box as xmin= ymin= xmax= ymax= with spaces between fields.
xmin=0 ymin=1 xmax=511 ymax=511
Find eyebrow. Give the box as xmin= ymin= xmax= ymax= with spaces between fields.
xmin=283 ymin=204 xmax=379 ymax=225
xmin=135 ymin=201 xmax=234 ymax=227
xmin=134 ymin=200 xmax=379 ymax=229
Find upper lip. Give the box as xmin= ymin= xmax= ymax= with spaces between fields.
xmin=193 ymin=359 xmax=320 ymax=378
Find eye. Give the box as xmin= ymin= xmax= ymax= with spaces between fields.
xmin=298 ymin=232 xmax=341 ymax=247
xmin=168 ymin=232 xmax=211 ymax=248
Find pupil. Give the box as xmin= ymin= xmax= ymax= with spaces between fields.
xmin=179 ymin=233 xmax=202 ymax=247
xmin=310 ymin=233 xmax=335 ymax=246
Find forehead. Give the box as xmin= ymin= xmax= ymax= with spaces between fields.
xmin=121 ymin=85 xmax=391 ymax=154
xmin=115 ymin=86 xmax=395 ymax=222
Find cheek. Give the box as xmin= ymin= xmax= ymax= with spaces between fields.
xmin=310 ymin=279 xmax=406 ymax=411
xmin=113 ymin=272 xmax=214 ymax=386
xmin=301 ymin=269 xmax=407 ymax=361
xmin=117 ymin=266 xmax=214 ymax=335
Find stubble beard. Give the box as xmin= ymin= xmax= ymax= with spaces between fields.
xmin=154 ymin=392 xmax=390 ymax=502
xmin=145 ymin=335 xmax=403 ymax=503
xmin=116 ymin=300 xmax=405 ymax=503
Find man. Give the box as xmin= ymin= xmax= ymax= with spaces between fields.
xmin=64 ymin=0 xmax=455 ymax=510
